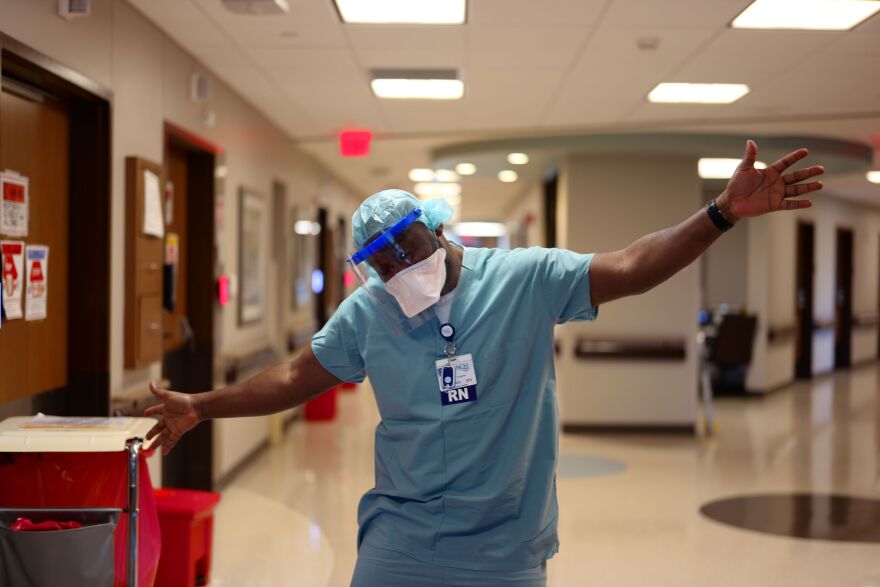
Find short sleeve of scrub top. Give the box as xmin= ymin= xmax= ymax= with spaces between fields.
xmin=531 ymin=247 xmax=599 ymax=324
xmin=311 ymin=295 xmax=367 ymax=383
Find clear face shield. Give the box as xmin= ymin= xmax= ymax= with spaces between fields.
xmin=347 ymin=208 xmax=447 ymax=333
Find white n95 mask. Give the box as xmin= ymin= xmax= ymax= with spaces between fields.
xmin=384 ymin=248 xmax=447 ymax=318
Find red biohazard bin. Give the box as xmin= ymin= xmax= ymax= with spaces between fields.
xmin=304 ymin=386 xmax=338 ymax=421
xmin=153 ymin=488 xmax=221 ymax=587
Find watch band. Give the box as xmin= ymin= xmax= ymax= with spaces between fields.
xmin=706 ymin=199 xmax=734 ymax=232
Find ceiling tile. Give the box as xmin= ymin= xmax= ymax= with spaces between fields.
xmin=345 ymin=25 xmax=466 ymax=51
xmin=601 ymin=0 xmax=749 ymax=29
xmin=468 ymin=0 xmax=606 ymax=27
xmin=155 ymin=18 xmax=229 ymax=48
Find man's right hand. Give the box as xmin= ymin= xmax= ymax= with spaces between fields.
xmin=144 ymin=382 xmax=201 ymax=456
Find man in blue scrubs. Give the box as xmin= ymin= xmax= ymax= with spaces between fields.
xmin=146 ymin=141 xmax=823 ymax=585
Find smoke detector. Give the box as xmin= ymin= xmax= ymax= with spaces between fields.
xmin=222 ymin=0 xmax=290 ymax=14
xmin=58 ymin=0 xmax=90 ymax=19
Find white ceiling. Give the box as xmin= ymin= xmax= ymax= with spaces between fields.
xmin=127 ymin=0 xmax=880 ymax=220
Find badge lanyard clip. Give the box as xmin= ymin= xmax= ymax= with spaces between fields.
xmin=440 ymin=322 xmax=456 ymax=358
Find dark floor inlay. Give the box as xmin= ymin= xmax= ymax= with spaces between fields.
xmin=700 ymin=494 xmax=880 ymax=543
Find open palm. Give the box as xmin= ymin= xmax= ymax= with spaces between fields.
xmin=144 ymin=382 xmax=201 ymax=455
xmin=722 ymin=140 xmax=824 ymax=222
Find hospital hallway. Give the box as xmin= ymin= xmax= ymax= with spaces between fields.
xmin=208 ymin=365 xmax=880 ymax=587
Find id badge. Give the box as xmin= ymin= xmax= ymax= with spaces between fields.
xmin=435 ymin=353 xmax=478 ymax=406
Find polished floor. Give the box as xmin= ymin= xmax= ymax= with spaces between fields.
xmin=209 ymin=364 xmax=880 ymax=587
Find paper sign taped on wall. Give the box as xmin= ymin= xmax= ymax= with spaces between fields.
xmin=25 ymin=244 xmax=48 ymax=321
xmin=0 ymin=171 xmax=29 ymax=238
xmin=1 ymin=240 xmax=25 ymax=320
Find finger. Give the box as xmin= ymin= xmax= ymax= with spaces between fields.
xmin=783 ymin=165 xmax=824 ymax=185
xmin=785 ymin=181 xmax=823 ymax=197
xmin=146 ymin=421 xmax=165 ymax=440
xmin=737 ymin=139 xmax=758 ymax=169
xmin=771 ymin=148 xmax=809 ymax=173
xmin=783 ymin=198 xmax=812 ymax=211
xmin=149 ymin=381 xmax=170 ymax=399
xmin=143 ymin=404 xmax=164 ymax=418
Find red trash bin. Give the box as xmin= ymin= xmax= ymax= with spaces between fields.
xmin=154 ymin=488 xmax=221 ymax=587
xmin=304 ymin=386 xmax=338 ymax=421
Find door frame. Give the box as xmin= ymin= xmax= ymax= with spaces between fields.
xmin=795 ymin=221 xmax=815 ymax=379
xmin=0 ymin=33 xmax=112 ymax=415
xmin=835 ymin=226 xmax=854 ymax=369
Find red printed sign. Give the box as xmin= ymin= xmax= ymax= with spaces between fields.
xmin=1 ymin=240 xmax=24 ymax=319
xmin=0 ymin=172 xmax=29 ymax=237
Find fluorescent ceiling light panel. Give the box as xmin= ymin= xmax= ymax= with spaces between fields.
xmin=371 ymin=79 xmax=463 ymax=100
xmin=498 ymin=170 xmax=518 ymax=183
xmin=455 ymin=163 xmax=477 ymax=175
xmin=294 ymin=220 xmax=321 ymax=235
xmin=335 ymin=0 xmax=466 ymax=24
xmin=867 ymin=171 xmax=880 ymax=184
xmin=453 ymin=222 xmax=506 ymax=238
xmin=649 ymin=83 xmax=750 ymax=104
xmin=434 ymin=169 xmax=460 ymax=182
xmin=409 ymin=168 xmax=435 ymax=182
xmin=699 ymin=158 xmax=767 ymax=179
xmin=507 ymin=153 xmax=529 ymax=165
xmin=732 ymin=0 xmax=880 ymax=31
xmin=414 ymin=182 xmax=461 ymax=199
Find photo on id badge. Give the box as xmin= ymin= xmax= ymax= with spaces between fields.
xmin=436 ymin=354 xmax=478 ymax=406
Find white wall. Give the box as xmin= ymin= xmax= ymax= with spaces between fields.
xmin=504 ymin=183 xmax=545 ymax=248
xmin=0 ymin=0 xmax=361 ymax=483
xmin=702 ymin=188 xmax=749 ymax=310
xmin=554 ymin=154 xmax=700 ymax=427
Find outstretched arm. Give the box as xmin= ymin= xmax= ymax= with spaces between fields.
xmin=144 ymin=345 xmax=342 ymax=455
xmin=589 ymin=140 xmax=824 ymax=306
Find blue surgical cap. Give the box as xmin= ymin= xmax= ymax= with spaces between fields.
xmin=351 ymin=189 xmax=454 ymax=249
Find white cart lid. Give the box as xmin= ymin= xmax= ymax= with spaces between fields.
xmin=0 ymin=415 xmax=157 ymax=453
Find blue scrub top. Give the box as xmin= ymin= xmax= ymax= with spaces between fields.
xmin=311 ymin=246 xmax=598 ymax=571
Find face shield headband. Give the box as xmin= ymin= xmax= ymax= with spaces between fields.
xmin=348 ymin=208 xmax=424 ymax=266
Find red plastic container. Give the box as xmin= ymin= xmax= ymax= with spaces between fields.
xmin=304 ymin=386 xmax=338 ymax=421
xmin=0 ymin=450 xmax=162 ymax=587
xmin=153 ymin=488 xmax=221 ymax=587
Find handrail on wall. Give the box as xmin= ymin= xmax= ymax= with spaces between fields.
xmin=574 ymin=338 xmax=686 ymax=361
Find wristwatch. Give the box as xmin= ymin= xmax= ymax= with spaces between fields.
xmin=706 ymin=199 xmax=734 ymax=232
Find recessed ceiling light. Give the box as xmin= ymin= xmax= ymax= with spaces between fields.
xmin=414 ymin=182 xmax=461 ymax=199
xmin=453 ymin=222 xmax=506 ymax=238
xmin=498 ymin=170 xmax=518 ymax=183
xmin=699 ymin=158 xmax=767 ymax=179
xmin=507 ymin=153 xmax=529 ymax=165
xmin=370 ymin=69 xmax=463 ymax=100
xmin=434 ymin=169 xmax=460 ymax=182
xmin=649 ymin=83 xmax=750 ymax=104
xmin=409 ymin=168 xmax=435 ymax=182
xmin=455 ymin=163 xmax=477 ymax=175
xmin=334 ymin=0 xmax=466 ymax=24
xmin=867 ymin=171 xmax=880 ymax=184
xmin=732 ymin=0 xmax=880 ymax=31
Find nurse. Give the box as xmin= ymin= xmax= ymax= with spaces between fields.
xmin=145 ymin=140 xmax=824 ymax=586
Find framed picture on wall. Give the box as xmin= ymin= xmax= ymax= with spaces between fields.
xmin=238 ymin=187 xmax=268 ymax=325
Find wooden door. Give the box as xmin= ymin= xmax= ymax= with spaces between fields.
xmin=0 ymin=88 xmax=69 ymax=402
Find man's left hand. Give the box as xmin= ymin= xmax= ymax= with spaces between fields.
xmin=717 ymin=139 xmax=824 ymax=223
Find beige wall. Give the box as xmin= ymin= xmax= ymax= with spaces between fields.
xmin=747 ymin=193 xmax=880 ymax=392
xmin=554 ymin=154 xmax=701 ymax=427
xmin=503 ymin=183 xmax=545 ymax=248
xmin=0 ymin=0 xmax=361 ymax=482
